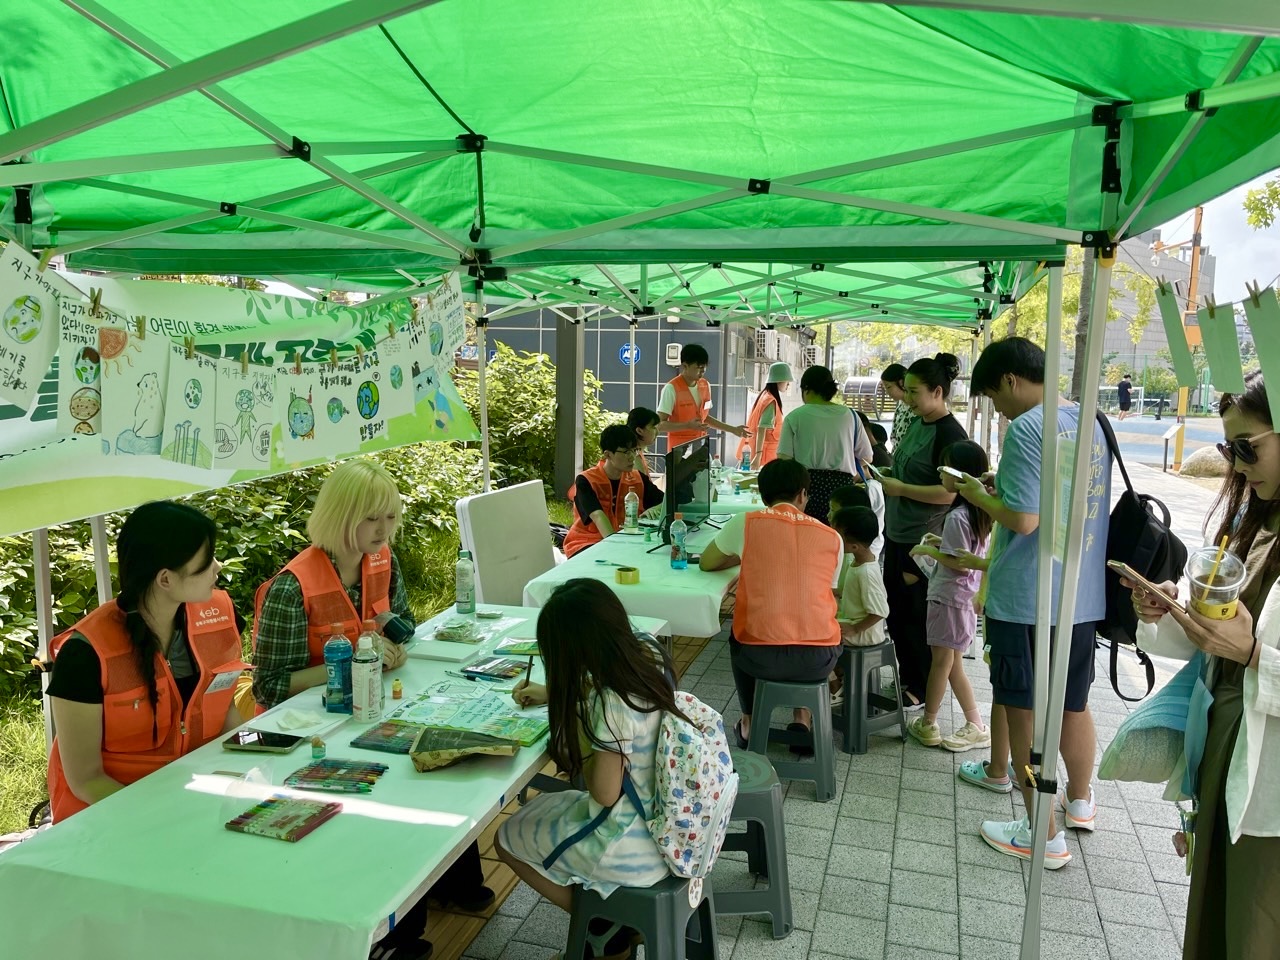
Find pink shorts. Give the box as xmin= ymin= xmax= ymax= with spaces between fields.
xmin=926 ymin=599 xmax=977 ymax=651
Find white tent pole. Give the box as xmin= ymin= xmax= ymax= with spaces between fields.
xmin=475 ymin=280 xmax=491 ymax=492
xmin=1019 ymin=253 xmax=1113 ymax=960
xmin=89 ymin=515 xmax=113 ymax=605
xmin=33 ymin=529 xmax=55 ymax=750
xmin=629 ymin=319 xmax=637 ymax=410
xmin=981 ymin=320 xmax=994 ymax=456
xmin=966 ymin=333 xmax=980 ymax=436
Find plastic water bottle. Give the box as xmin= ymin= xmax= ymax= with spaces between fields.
xmin=670 ymin=512 xmax=688 ymax=570
xmin=455 ymin=548 xmax=475 ymax=614
xmin=352 ymin=622 xmax=383 ymax=722
xmin=322 ymin=623 xmax=353 ymax=714
xmin=739 ymin=447 xmax=752 ymax=472
xmin=710 ymin=455 xmax=722 ymax=484
xmin=623 ymin=489 xmax=640 ymax=530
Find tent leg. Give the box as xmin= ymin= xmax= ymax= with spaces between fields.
xmin=89 ymin=514 xmax=113 ymax=604
xmin=966 ymin=333 xmax=980 ymax=436
xmin=475 ymin=282 xmax=491 ymax=492
xmin=1020 ymin=253 xmax=1113 ymax=960
xmin=981 ymin=320 xmax=994 ymax=456
xmin=33 ymin=528 xmax=55 ymax=750
xmin=628 ymin=318 xmax=637 ymax=410
xmin=553 ymin=309 xmax=585 ymax=499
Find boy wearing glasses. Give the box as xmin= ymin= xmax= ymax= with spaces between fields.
xmin=950 ymin=336 xmax=1112 ymax=870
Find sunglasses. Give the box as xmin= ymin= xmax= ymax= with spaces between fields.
xmin=1217 ymin=432 xmax=1273 ymax=465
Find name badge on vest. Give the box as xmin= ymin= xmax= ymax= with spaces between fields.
xmin=205 ymin=665 xmax=244 ymax=695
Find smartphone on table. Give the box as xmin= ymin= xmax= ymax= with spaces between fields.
xmin=1106 ymin=560 xmax=1185 ymax=611
xmin=222 ymin=730 xmax=305 ymax=754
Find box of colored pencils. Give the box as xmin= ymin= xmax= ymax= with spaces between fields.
xmin=225 ymin=795 xmax=342 ymax=842
xmin=350 ymin=719 xmax=427 ymax=754
xmin=284 ymin=757 xmax=390 ymax=794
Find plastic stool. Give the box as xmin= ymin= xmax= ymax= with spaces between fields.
xmin=564 ymin=875 xmax=719 ymax=960
xmin=716 ymin=749 xmax=792 ymax=938
xmin=747 ymin=679 xmax=837 ymax=802
xmin=832 ymin=641 xmax=907 ymax=754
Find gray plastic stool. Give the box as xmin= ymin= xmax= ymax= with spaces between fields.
xmin=715 ymin=749 xmax=792 ymax=938
xmin=565 ymin=875 xmax=719 ymax=960
xmin=832 ymin=640 xmax=907 ymax=754
xmin=747 ymin=679 xmax=836 ymax=802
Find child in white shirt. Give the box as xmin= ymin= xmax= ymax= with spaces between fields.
xmin=831 ymin=506 xmax=889 ymax=647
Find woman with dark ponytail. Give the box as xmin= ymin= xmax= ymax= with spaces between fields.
xmin=875 ymin=353 xmax=970 ymax=709
xmin=46 ymin=501 xmax=248 ymax=822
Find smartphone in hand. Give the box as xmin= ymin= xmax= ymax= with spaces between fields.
xmin=1107 ymin=560 xmax=1185 ymax=611
xmin=938 ymin=466 xmax=965 ymax=481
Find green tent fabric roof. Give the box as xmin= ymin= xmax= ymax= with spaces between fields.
xmin=1 ymin=1 xmax=1278 ymax=328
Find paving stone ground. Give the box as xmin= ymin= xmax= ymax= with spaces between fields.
xmin=463 ymin=464 xmax=1213 ymax=960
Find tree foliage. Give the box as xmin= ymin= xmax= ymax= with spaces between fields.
xmin=1244 ymin=177 xmax=1280 ymax=230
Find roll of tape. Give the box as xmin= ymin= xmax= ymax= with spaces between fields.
xmin=615 ymin=566 xmax=640 ymax=585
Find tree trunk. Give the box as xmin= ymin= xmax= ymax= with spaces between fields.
xmin=1070 ymin=254 xmax=1096 ymax=401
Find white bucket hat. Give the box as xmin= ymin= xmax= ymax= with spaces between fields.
xmin=767 ymin=361 xmax=793 ymax=383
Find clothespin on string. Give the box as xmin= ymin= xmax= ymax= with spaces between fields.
xmin=293 ymin=350 xmax=303 ymax=375
xmin=1205 ymin=296 xmax=1218 ymax=320
xmin=133 ymin=315 xmax=146 ymax=339
xmin=355 ymin=343 xmax=365 ymax=365
xmin=329 ymin=347 xmax=339 ymax=370
xmin=1157 ymin=277 xmax=1170 ymax=297
xmin=37 ymin=248 xmax=55 ymax=272
xmin=88 ymin=288 xmax=103 ymax=319
xmin=386 ymin=322 xmax=397 ymax=340
xmin=1247 ymin=280 xmax=1263 ymax=308
xmin=184 ymin=336 xmax=195 ymax=359
xmin=240 ymin=351 xmax=250 ymax=377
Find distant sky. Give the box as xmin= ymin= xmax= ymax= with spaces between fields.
xmin=1155 ymin=170 xmax=1280 ymax=302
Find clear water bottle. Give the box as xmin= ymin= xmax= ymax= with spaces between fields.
xmin=739 ymin=447 xmax=752 ymax=472
xmin=670 ymin=512 xmax=688 ymax=570
xmin=352 ymin=622 xmax=383 ymax=722
xmin=322 ymin=622 xmax=353 ymax=714
xmin=455 ymin=548 xmax=476 ymax=614
xmin=623 ymin=489 xmax=640 ymax=530
xmin=710 ymin=455 xmax=722 ymax=484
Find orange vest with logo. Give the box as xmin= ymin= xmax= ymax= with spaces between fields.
xmin=667 ymin=376 xmax=711 ymax=450
xmin=733 ymin=504 xmax=842 ymax=646
xmin=253 ymin=545 xmax=392 ymax=672
xmin=563 ymin=464 xmax=646 ymax=558
xmin=46 ymin=590 xmax=246 ymax=822
xmin=736 ymin=391 xmax=782 ymax=466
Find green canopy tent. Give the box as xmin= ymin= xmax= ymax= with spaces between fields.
xmin=3 ymin=3 xmax=1280 ymax=958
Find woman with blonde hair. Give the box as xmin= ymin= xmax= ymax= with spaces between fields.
xmin=253 ymin=457 xmax=493 ymax=957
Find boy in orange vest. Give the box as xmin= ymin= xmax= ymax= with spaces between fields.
xmin=656 ymin=343 xmax=751 ymax=452
xmin=563 ymin=424 xmax=665 ymax=557
xmin=700 ymin=459 xmax=844 ymax=751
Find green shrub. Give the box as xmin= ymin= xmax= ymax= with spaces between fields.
xmin=0 ymin=701 xmax=45 ymax=834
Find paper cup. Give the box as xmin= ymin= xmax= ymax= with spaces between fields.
xmin=1187 ymin=547 xmax=1246 ymax=620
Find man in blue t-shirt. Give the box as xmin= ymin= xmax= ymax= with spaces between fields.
xmin=952 ymin=337 xmax=1111 ymax=870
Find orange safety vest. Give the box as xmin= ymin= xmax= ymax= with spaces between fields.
xmin=733 ymin=504 xmax=842 ymax=647
xmin=47 ymin=590 xmax=246 ymax=822
xmin=563 ymin=464 xmax=646 ymax=558
xmin=666 ymin=376 xmax=711 ymax=450
xmin=736 ymin=391 xmax=782 ymax=466
xmin=253 ymin=544 xmax=392 ymax=672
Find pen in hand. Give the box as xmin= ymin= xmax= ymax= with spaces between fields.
xmin=519 ymin=656 xmax=534 ymax=710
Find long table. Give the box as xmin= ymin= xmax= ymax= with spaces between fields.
xmin=0 ymin=605 xmax=662 ymax=960
xmin=525 ymin=516 xmax=753 ymax=636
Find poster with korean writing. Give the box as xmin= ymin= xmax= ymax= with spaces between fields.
xmin=0 ymin=245 xmax=61 ymax=410
xmin=214 ymin=361 xmax=274 ymax=470
xmin=368 ymin=336 xmax=415 ymax=424
xmin=276 ymin=358 xmax=381 ymax=463
xmin=408 ymin=273 xmax=465 ymax=385
xmin=99 ymin=322 xmax=171 ymax=457
xmin=160 ymin=343 xmax=218 ymax=469
xmin=57 ymin=299 xmax=104 ymax=438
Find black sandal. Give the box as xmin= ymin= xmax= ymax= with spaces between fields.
xmin=787 ymin=721 xmax=814 ymax=757
xmin=732 ymin=719 xmax=749 ymax=750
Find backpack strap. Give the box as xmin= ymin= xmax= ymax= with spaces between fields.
xmin=540 ymin=769 xmax=648 ymax=871
xmin=849 ymin=408 xmax=866 ymax=484
xmin=1093 ymin=410 xmax=1134 ymax=496
xmin=1109 ymin=636 xmax=1156 ymax=702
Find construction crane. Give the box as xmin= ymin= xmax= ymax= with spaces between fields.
xmin=1150 ymin=206 xmax=1204 ymax=468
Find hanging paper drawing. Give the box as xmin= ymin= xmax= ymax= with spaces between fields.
xmin=161 ymin=342 xmax=217 ymax=468
xmin=57 ymin=299 xmax=105 ymax=438
xmin=214 ymin=362 xmax=273 ymax=470
xmin=369 ymin=334 xmax=415 ymax=425
xmin=100 ymin=323 xmax=171 ymax=457
xmin=0 ymin=245 xmax=61 ymax=410
xmin=287 ymin=386 xmax=316 ymax=439
xmin=276 ymin=358 xmax=372 ymax=462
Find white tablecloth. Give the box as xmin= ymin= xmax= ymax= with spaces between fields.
xmin=525 ymin=523 xmax=742 ymax=636
xmin=0 ymin=605 xmax=663 ymax=960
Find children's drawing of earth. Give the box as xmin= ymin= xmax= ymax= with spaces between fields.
xmin=356 ymin=381 xmax=380 ymax=420
xmin=429 ymin=322 xmax=444 ymax=356
xmin=184 ymin=378 xmax=203 ymax=408
xmin=389 ymin=365 xmax=403 ymax=390
xmin=235 ymin=388 xmax=254 ymax=412
xmin=327 ymin=397 xmax=348 ymax=423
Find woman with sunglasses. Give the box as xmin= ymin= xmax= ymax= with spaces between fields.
xmin=1128 ymin=369 xmax=1280 ymax=959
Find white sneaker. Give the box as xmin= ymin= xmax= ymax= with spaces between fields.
xmin=980 ymin=816 xmax=1072 ymax=869
xmin=1060 ymin=785 xmax=1097 ymax=832
xmin=907 ymin=716 xmax=942 ymax=747
xmin=941 ymin=722 xmax=991 ymax=753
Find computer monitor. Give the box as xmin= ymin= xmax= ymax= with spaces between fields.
xmin=662 ymin=437 xmax=712 ymax=530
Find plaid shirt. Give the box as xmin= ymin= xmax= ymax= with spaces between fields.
xmin=251 ymin=550 xmax=412 ymax=709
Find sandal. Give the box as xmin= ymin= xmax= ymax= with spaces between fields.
xmin=732 ymin=719 xmax=749 ymax=750
xmin=787 ymin=721 xmax=814 ymax=757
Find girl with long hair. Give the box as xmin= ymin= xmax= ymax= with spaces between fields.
xmin=736 ymin=362 xmax=792 ymax=468
xmin=906 ymin=440 xmax=992 ymax=753
xmin=1131 ymin=369 xmax=1280 ymax=958
xmin=496 ymin=579 xmax=683 ymax=953
xmin=46 ymin=501 xmax=246 ymax=821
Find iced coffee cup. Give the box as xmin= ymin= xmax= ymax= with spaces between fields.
xmin=1187 ymin=547 xmax=1246 ymax=620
